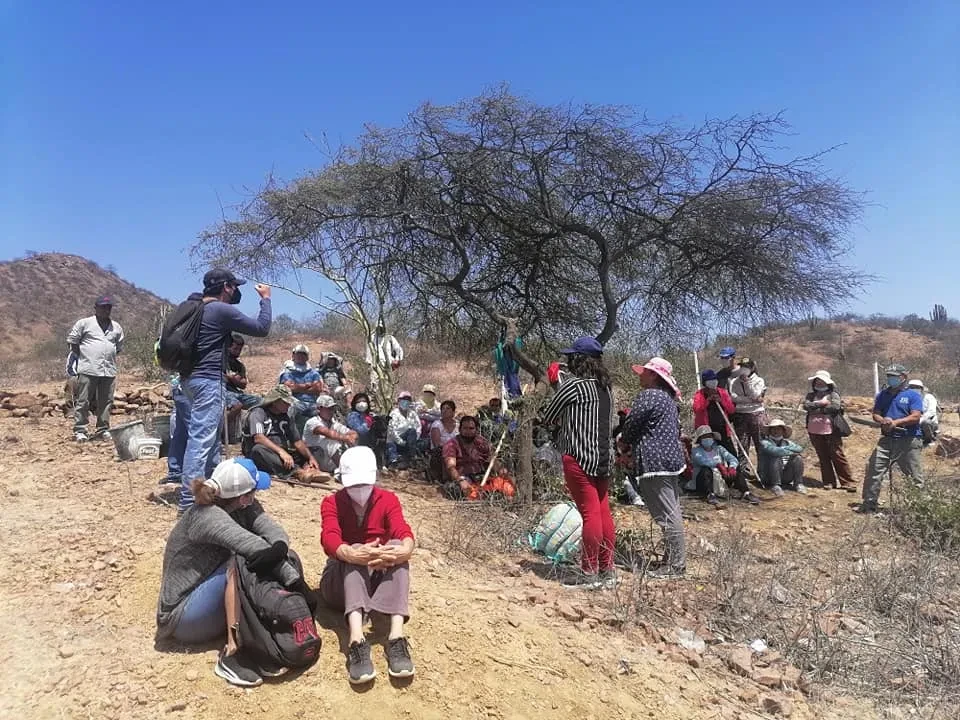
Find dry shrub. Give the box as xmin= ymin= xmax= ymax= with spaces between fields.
xmin=434 ymin=500 xmax=550 ymax=560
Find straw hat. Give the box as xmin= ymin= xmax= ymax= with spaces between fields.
xmin=422 ymin=384 xmax=438 ymax=395
xmin=764 ymin=418 xmax=793 ymax=439
xmin=808 ymin=370 xmax=834 ymax=386
xmin=693 ymin=425 xmax=721 ymax=443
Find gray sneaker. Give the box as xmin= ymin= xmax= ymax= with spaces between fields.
xmin=647 ymin=565 xmax=686 ymax=580
xmin=599 ymin=569 xmax=620 ymax=590
xmin=562 ymin=572 xmax=602 ymax=590
xmin=771 ymin=486 xmax=785 ymax=498
xmin=99 ymin=430 xmax=112 ymax=442
xmin=75 ymin=431 xmax=88 ymax=443
xmin=386 ymin=637 xmax=415 ymax=678
xmin=347 ymin=640 xmax=376 ymax=685
xmin=795 ymin=483 xmax=808 ymax=495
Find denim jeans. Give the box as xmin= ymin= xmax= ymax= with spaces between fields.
xmin=387 ymin=428 xmax=420 ymax=464
xmin=172 ymin=561 xmax=228 ymax=644
xmin=225 ymin=390 xmax=261 ymax=410
xmin=166 ymin=384 xmax=191 ymax=481
xmin=179 ymin=376 xmax=224 ymax=512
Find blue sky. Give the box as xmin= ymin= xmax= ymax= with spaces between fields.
xmin=1 ymin=1 xmax=958 ymax=322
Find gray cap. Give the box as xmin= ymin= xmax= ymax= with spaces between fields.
xmin=315 ymin=394 xmax=336 ymax=408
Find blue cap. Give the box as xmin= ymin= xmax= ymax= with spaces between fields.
xmin=718 ymin=347 xmax=736 ymax=359
xmin=701 ymin=369 xmax=718 ymax=381
xmin=236 ymin=457 xmax=272 ymax=491
xmin=560 ymin=336 xmax=604 ymax=357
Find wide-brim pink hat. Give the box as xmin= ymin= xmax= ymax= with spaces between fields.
xmin=632 ymin=357 xmax=682 ymax=399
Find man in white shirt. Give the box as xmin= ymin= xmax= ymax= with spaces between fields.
xmin=67 ymin=295 xmax=124 ymax=442
xmin=909 ymin=379 xmax=940 ymax=446
xmin=365 ymin=321 xmax=404 ymax=391
xmin=303 ymin=395 xmax=358 ymax=472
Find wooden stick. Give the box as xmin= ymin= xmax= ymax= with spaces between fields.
xmin=487 ymin=653 xmax=565 ymax=677
xmin=480 ymin=430 xmax=507 ymax=487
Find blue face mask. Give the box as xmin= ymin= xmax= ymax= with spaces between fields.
xmin=399 ymin=399 xmax=411 ymax=411
xmin=886 ymin=376 xmax=902 ymax=389
xmin=701 ymin=438 xmax=715 ymax=450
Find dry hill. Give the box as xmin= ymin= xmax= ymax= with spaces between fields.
xmin=0 ymin=253 xmax=171 ymax=362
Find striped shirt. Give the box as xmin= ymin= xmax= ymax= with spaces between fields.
xmin=541 ymin=377 xmax=614 ymax=477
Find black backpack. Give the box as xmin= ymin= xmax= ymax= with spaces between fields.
xmin=157 ymin=299 xmax=205 ymax=375
xmin=235 ymin=550 xmax=321 ymax=669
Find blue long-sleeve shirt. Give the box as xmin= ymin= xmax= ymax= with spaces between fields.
xmin=346 ymin=410 xmax=372 ymax=441
xmin=691 ymin=445 xmax=738 ymax=476
xmin=188 ymin=299 xmax=272 ymax=380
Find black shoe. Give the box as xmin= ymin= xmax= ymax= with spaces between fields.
xmin=855 ymin=502 xmax=878 ymax=515
xmin=386 ymin=637 xmax=415 ymax=678
xmin=742 ymin=492 xmax=761 ymax=505
xmin=215 ymin=650 xmax=263 ymax=687
xmin=256 ymin=658 xmax=286 ymax=678
xmin=347 ymin=640 xmax=376 ymax=685
xmin=561 ymin=572 xmax=602 ymax=589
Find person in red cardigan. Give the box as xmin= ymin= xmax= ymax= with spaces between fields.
xmin=319 ymin=446 xmax=416 ymax=685
xmin=692 ymin=369 xmax=736 ymax=456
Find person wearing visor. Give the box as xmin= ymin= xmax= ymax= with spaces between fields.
xmin=320 ymin=446 xmax=416 ymax=685
xmin=156 ymin=458 xmax=306 ymax=687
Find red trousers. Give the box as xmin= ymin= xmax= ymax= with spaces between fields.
xmin=562 ymin=455 xmax=615 ymax=574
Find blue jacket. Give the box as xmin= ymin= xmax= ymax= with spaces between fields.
xmin=278 ymin=365 xmax=322 ymax=406
xmin=346 ymin=410 xmax=372 ymax=441
xmin=691 ymin=445 xmax=738 ymax=476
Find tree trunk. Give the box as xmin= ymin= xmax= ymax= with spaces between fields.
xmin=515 ymin=406 xmax=535 ymax=503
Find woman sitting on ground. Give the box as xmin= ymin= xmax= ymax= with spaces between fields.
xmin=689 ymin=425 xmax=739 ymax=505
xmin=758 ymin=418 xmax=806 ymax=497
xmin=346 ymin=392 xmax=375 ymax=447
xmin=621 ymin=357 xmax=688 ymax=580
xmin=320 ymin=446 xmax=416 ymax=685
xmin=155 ymin=458 xmax=307 ymax=688
xmin=428 ymin=400 xmax=458 ymax=483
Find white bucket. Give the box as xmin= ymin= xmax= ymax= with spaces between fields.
xmin=131 ymin=437 xmax=162 ymax=460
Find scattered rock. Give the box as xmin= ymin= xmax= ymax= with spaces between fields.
xmin=769 ymin=583 xmax=789 ymax=604
xmin=725 ymin=647 xmax=753 ymax=677
xmin=749 ymin=638 xmax=768 ymax=653
xmin=507 ymin=618 xmax=521 ymax=629
xmin=761 ymin=696 xmax=794 ymax=716
xmin=185 ymin=670 xmax=199 ymax=682
xmin=8 ymin=488 xmax=19 ymax=497
xmin=754 ymin=668 xmax=783 ymax=687
xmin=839 ymin=616 xmax=868 ymax=634
xmin=58 ymin=645 xmax=75 ymax=659
xmin=676 ymin=629 xmax=706 ymax=653
xmin=739 ymin=688 xmax=759 ymax=704
xmin=166 ymin=701 xmax=188 ymax=713
xmin=698 ymin=538 xmax=718 ymax=553
xmin=92 ymin=560 xmax=107 ymax=571
xmin=577 ymin=654 xmax=592 ymax=667
xmin=556 ymin=601 xmax=583 ymax=622
xmin=52 ymin=582 xmax=75 ymax=594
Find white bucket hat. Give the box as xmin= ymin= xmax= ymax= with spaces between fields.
xmin=339 ymin=446 xmax=378 ymax=488
xmin=908 ymin=379 xmax=924 ymax=389
xmin=808 ymin=370 xmax=834 ymax=386
xmin=764 ymin=418 xmax=793 ymax=439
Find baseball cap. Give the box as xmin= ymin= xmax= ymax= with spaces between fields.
xmin=94 ymin=295 xmax=114 ymax=307
xmin=397 ymin=390 xmax=413 ymax=400
xmin=339 ymin=446 xmax=378 ymax=488
xmin=908 ymin=379 xmax=924 ymax=388
xmin=315 ymin=394 xmax=336 ymax=408
xmin=560 ymin=336 xmax=603 ymax=357
xmin=422 ymin=384 xmax=438 ymax=395
xmin=203 ymin=269 xmax=246 ymax=291
xmin=718 ymin=346 xmax=736 ymax=359
xmin=292 ymin=344 xmax=310 ymax=356
xmin=701 ymin=369 xmax=718 ymax=382
xmin=885 ymin=364 xmax=908 ymax=376
xmin=207 ymin=457 xmax=271 ymax=499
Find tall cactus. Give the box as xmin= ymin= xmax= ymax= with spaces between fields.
xmin=931 ymin=303 xmax=948 ymax=326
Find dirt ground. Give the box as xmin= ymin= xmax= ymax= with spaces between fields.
xmin=1 ymin=345 xmax=957 ymax=720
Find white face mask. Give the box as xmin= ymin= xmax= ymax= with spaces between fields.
xmin=356 ymin=402 xmax=369 ymax=412
xmin=705 ymin=380 xmax=719 ymax=389
xmin=346 ymin=485 xmax=373 ymax=506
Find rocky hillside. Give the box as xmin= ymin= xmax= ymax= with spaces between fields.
xmin=0 ymin=253 xmax=171 ymax=361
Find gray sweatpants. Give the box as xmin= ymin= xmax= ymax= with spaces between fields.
xmin=73 ymin=374 xmax=115 ymax=433
xmin=636 ymin=474 xmax=686 ymax=572
xmin=862 ymin=435 xmax=924 ymax=506
xmin=759 ymin=454 xmax=804 ymax=489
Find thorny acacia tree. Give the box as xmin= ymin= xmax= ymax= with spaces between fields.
xmin=196 ymin=88 xmax=864 ymax=497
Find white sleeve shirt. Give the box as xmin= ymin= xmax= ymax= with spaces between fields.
xmin=66 ymin=316 xmax=124 ymax=378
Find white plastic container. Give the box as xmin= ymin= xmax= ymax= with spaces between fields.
xmin=130 ymin=437 xmax=161 ymax=460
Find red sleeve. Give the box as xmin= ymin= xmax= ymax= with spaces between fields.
xmin=442 ymin=438 xmax=460 ymax=460
xmin=692 ymin=390 xmax=707 ymax=414
xmin=320 ymin=494 xmax=345 ymax=558
xmin=719 ymin=389 xmax=735 ymax=416
xmin=383 ymin=491 xmax=414 ymax=543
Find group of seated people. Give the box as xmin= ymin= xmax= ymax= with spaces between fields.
xmin=157 ymin=446 xmax=417 ymax=688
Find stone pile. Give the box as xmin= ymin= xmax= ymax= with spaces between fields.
xmin=0 ymin=385 xmax=173 ymax=419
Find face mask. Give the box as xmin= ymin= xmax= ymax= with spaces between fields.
xmin=293 ymin=364 xmax=309 ymax=372
xmin=423 ymin=395 xmax=435 ymax=405
xmin=701 ymin=438 xmax=715 ymax=450
xmin=346 ymin=485 xmax=373 ymax=506
xmin=770 ymin=433 xmax=784 ymax=442
xmin=740 ymin=368 xmax=751 ymax=377
xmin=229 ymin=287 xmax=242 ymax=305
xmin=356 ymin=402 xmax=369 ymax=412
xmin=813 ymin=383 xmax=827 ymax=392
xmin=886 ymin=377 xmax=902 ymax=389
xmin=399 ymin=400 xmax=411 ymax=411
xmin=705 ymin=380 xmax=718 ymax=389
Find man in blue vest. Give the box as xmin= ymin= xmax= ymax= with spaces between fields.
xmin=859 ymin=364 xmax=923 ymax=514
